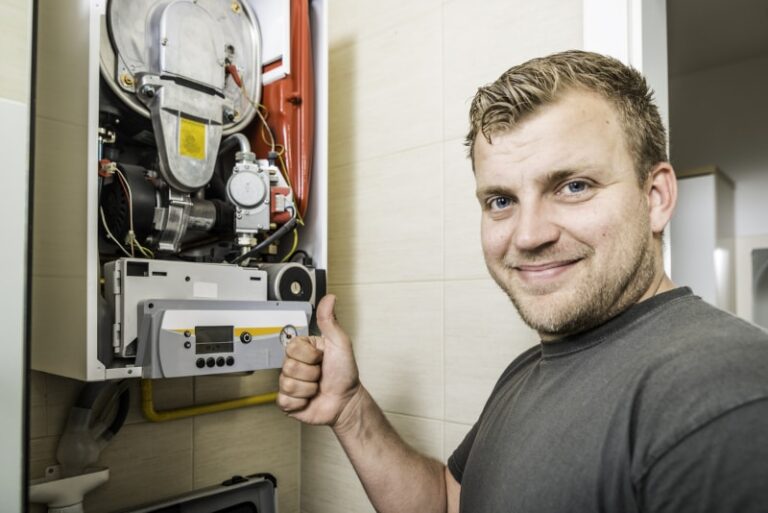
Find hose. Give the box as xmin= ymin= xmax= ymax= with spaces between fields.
xmin=219 ymin=133 xmax=251 ymax=155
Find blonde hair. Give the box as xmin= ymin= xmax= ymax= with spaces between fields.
xmin=466 ymin=50 xmax=667 ymax=183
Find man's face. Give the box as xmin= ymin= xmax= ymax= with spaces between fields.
xmin=474 ymin=89 xmax=658 ymax=340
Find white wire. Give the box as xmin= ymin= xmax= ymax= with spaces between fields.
xmin=100 ymin=207 xmax=132 ymax=257
xmin=113 ymin=168 xmax=136 ymax=257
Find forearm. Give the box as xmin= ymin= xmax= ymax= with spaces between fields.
xmin=333 ymin=386 xmax=447 ymax=513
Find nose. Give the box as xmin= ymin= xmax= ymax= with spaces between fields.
xmin=512 ymin=199 xmax=560 ymax=252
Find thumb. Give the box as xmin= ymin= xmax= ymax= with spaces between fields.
xmin=316 ymin=294 xmax=347 ymax=343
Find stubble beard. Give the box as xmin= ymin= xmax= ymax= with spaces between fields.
xmin=489 ymin=226 xmax=658 ymax=340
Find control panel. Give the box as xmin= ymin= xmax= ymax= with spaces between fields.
xmin=137 ymin=299 xmax=312 ymax=379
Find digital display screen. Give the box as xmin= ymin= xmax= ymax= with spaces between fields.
xmin=195 ymin=325 xmax=234 ymax=354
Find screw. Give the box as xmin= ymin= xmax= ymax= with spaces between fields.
xmin=139 ymin=85 xmax=155 ymax=98
xmin=120 ymin=73 xmax=135 ymax=87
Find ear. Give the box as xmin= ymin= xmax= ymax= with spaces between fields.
xmin=645 ymin=162 xmax=677 ymax=235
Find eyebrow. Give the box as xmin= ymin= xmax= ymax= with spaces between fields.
xmin=475 ymin=185 xmax=516 ymax=201
xmin=543 ymin=169 xmax=579 ymax=184
xmin=475 ymin=166 xmax=601 ymax=201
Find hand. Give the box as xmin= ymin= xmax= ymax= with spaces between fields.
xmin=277 ymin=294 xmax=362 ymax=426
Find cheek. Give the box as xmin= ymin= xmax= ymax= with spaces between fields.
xmin=480 ymin=218 xmax=510 ymax=259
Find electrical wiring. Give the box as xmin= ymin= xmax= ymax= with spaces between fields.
xmin=289 ymin=249 xmax=311 ymax=263
xmin=275 ymin=148 xmax=304 ymax=226
xmin=112 ymin=166 xmax=154 ymax=259
xmin=100 ymin=207 xmax=132 ymax=257
xmin=226 ymin=64 xmax=276 ymax=152
xmin=231 ymin=207 xmax=298 ymax=265
xmin=225 ymin=65 xmax=306 ymax=260
xmin=280 ymin=229 xmax=299 ymax=263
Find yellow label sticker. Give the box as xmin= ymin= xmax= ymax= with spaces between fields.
xmin=179 ymin=117 xmax=206 ymax=160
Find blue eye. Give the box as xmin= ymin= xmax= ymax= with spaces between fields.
xmin=490 ymin=196 xmax=511 ymax=210
xmin=564 ymin=181 xmax=588 ymax=194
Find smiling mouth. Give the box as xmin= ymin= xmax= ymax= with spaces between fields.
xmin=512 ymin=259 xmax=583 ymax=282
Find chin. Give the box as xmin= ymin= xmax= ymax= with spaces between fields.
xmin=509 ymin=288 xmax=582 ymax=334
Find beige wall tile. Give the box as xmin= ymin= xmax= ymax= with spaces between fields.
xmin=328 ymin=14 xmax=443 ymax=168
xmin=28 ymin=436 xmax=58 ymax=481
xmin=332 ymin=282 xmax=444 ymax=419
xmin=194 ymin=405 xmax=300 ymax=513
xmin=443 ymin=421 xmax=473 ymax=463
xmin=443 ymin=0 xmax=583 ymax=140
xmin=443 ymin=138 xmax=487 ymax=280
xmin=0 ymin=0 xmax=30 ymax=103
xmin=194 ymin=369 xmax=280 ymax=404
xmin=328 ymin=144 xmax=444 ymax=285
xmin=83 ymin=420 xmax=194 ymax=513
xmin=329 ymin=0 xmax=443 ymax=48
xmin=387 ymin=413 xmax=444 ymax=461
xmin=125 ymin=377 xmax=194 ymax=425
xmin=444 ymin=279 xmax=538 ymax=423
xmin=43 ymin=373 xmax=82 ymax=437
xmin=300 ymin=415 xmax=442 ymax=513
xmin=301 ymin=424 xmax=374 ymax=513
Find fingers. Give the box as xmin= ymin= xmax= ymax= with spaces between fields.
xmin=276 ymin=394 xmax=307 ymax=412
xmin=279 ymin=374 xmax=319 ymax=398
xmin=279 ymin=337 xmax=323 ymax=413
xmin=282 ymin=356 xmax=321 ymax=382
xmin=285 ymin=335 xmax=324 ymax=364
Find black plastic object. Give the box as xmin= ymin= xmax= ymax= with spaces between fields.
xmin=123 ymin=473 xmax=277 ymax=513
xmin=100 ymin=163 xmax=156 ymax=245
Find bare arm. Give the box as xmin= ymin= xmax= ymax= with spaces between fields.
xmin=277 ymin=295 xmax=460 ymax=513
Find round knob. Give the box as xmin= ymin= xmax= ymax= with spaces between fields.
xmin=206 ymin=357 xmax=215 ymax=368
xmin=216 ymin=357 xmax=225 ymax=367
xmin=240 ymin=331 xmax=252 ymax=344
xmin=196 ymin=358 xmax=205 ymax=369
xmin=226 ymin=356 xmax=235 ymax=366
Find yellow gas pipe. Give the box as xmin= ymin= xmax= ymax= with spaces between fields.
xmin=141 ymin=379 xmax=278 ymax=422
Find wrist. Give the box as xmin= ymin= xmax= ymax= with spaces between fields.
xmin=332 ymin=383 xmax=367 ymax=436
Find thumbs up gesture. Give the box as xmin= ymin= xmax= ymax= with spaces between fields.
xmin=277 ymin=295 xmax=362 ymax=427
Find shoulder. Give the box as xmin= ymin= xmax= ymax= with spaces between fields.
xmin=629 ymin=295 xmax=768 ymax=479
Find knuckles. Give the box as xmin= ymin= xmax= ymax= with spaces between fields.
xmin=285 ymin=336 xmax=323 ymax=364
xmin=276 ymin=393 xmax=307 ymax=412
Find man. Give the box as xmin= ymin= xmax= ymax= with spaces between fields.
xmin=277 ymin=51 xmax=768 ymax=512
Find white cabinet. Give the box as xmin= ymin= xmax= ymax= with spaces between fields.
xmin=671 ymin=165 xmax=735 ymax=312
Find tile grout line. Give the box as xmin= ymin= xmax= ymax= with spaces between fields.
xmin=440 ymin=0 xmax=448 ymax=463
xmin=328 ymin=139 xmax=445 ymax=170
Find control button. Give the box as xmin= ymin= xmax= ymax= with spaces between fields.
xmin=226 ymin=356 xmax=235 ymax=366
xmin=240 ymin=331 xmax=252 ymax=344
xmin=184 ymin=330 xmax=191 ymax=338
xmin=184 ymin=341 xmax=192 ymax=349
xmin=196 ymin=358 xmax=205 ymax=369
xmin=206 ymin=357 xmax=215 ymax=368
xmin=216 ymin=357 xmax=225 ymax=367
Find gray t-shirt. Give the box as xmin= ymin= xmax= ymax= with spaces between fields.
xmin=448 ymin=288 xmax=768 ymax=512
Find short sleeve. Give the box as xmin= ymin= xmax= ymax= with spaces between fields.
xmin=639 ymin=398 xmax=768 ymax=513
xmin=447 ymin=422 xmax=479 ymax=484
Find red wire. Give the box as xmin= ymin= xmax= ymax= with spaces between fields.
xmin=226 ymin=64 xmax=243 ymax=88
